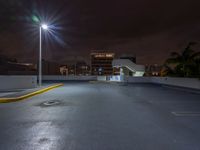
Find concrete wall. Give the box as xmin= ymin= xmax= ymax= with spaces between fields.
xmin=0 ymin=76 xmax=37 ymax=91
xmin=42 ymin=75 xmax=97 ymax=81
xmin=1 ymin=75 xmax=199 ymax=91
xmin=97 ymin=76 xmax=107 ymax=81
xmin=151 ymin=77 xmax=200 ymax=90
xmin=126 ymin=76 xmax=152 ymax=83
xmin=126 ymin=76 xmax=200 ymax=90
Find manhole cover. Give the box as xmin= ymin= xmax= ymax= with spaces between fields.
xmin=42 ymin=100 xmax=60 ymax=106
xmin=36 ymin=100 xmax=74 ymax=107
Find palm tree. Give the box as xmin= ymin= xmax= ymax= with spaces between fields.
xmin=161 ymin=64 xmax=175 ymax=77
xmin=193 ymin=57 xmax=200 ymax=78
xmin=164 ymin=42 xmax=200 ymax=77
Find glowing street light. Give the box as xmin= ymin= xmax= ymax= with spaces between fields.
xmin=41 ymin=24 xmax=48 ymax=30
xmin=39 ymin=23 xmax=49 ymax=87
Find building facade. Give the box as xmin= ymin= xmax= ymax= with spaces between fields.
xmin=0 ymin=55 xmax=36 ymax=75
xmin=91 ymin=52 xmax=115 ymax=75
xmin=75 ymin=61 xmax=90 ymax=76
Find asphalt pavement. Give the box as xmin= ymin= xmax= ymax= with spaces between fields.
xmin=0 ymin=82 xmax=200 ymax=150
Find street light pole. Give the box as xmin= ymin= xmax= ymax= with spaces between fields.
xmin=39 ymin=26 xmax=42 ymax=87
xmin=38 ymin=24 xmax=48 ymax=87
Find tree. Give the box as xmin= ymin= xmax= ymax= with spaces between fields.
xmin=192 ymin=57 xmax=200 ymax=78
xmin=164 ymin=42 xmax=200 ymax=77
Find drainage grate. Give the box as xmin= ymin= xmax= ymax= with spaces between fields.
xmin=42 ymin=100 xmax=60 ymax=106
xmin=172 ymin=112 xmax=200 ymax=116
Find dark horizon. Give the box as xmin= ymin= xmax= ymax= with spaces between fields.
xmin=0 ymin=0 xmax=200 ymax=65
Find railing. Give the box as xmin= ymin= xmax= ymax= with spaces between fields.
xmin=112 ymin=59 xmax=145 ymax=72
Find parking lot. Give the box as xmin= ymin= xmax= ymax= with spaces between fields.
xmin=0 ymin=82 xmax=200 ymax=150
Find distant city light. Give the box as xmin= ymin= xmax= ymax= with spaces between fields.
xmin=92 ymin=53 xmax=114 ymax=58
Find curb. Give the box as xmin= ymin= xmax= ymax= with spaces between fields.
xmin=89 ymin=81 xmax=119 ymax=84
xmin=0 ymin=83 xmax=64 ymax=103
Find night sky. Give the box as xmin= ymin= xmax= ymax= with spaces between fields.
xmin=0 ymin=0 xmax=200 ymax=65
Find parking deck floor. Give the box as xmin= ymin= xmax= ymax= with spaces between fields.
xmin=0 ymin=82 xmax=200 ymax=150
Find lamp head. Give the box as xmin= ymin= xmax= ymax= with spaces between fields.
xmin=41 ymin=24 xmax=48 ymax=30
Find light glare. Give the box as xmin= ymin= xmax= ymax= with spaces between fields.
xmin=41 ymin=24 xmax=48 ymax=30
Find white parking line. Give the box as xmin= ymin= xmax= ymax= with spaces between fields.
xmin=172 ymin=112 xmax=200 ymax=116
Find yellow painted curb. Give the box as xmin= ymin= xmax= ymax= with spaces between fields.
xmin=0 ymin=83 xmax=64 ymax=103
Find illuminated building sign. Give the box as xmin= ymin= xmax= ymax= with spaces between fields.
xmin=90 ymin=52 xmax=115 ymax=75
